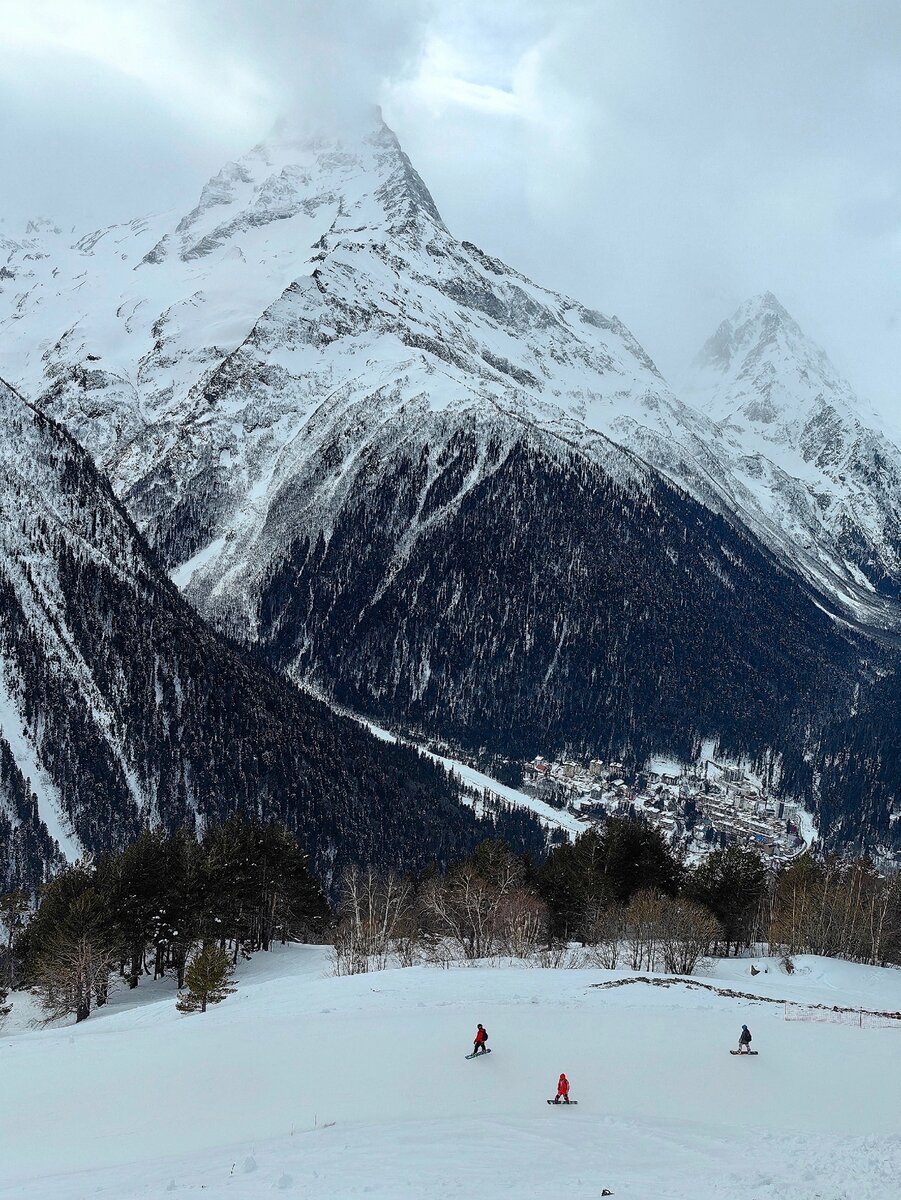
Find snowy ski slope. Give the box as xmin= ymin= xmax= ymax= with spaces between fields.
xmin=0 ymin=947 xmax=899 ymax=1199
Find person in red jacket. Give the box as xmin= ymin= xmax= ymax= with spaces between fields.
xmin=554 ymin=1073 xmax=571 ymax=1104
xmin=472 ymin=1023 xmax=488 ymax=1055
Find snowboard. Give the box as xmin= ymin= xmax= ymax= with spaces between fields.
xmin=547 ymin=1098 xmax=578 ymax=1105
xmin=730 ymin=1049 xmax=758 ymax=1055
xmin=465 ymin=1048 xmax=492 ymax=1059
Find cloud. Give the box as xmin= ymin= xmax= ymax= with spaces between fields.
xmin=1 ymin=0 xmax=900 ymax=416
xmin=386 ymin=0 xmax=901 ymax=412
xmin=0 ymin=0 xmax=431 ymax=226
xmin=0 ymin=0 xmax=427 ymax=135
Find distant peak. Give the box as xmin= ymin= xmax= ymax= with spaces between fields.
xmin=736 ymin=290 xmax=792 ymax=325
xmin=166 ymin=107 xmax=445 ymax=262
xmin=757 ymin=289 xmax=784 ymax=310
xmin=684 ymin=288 xmax=869 ymax=435
xmin=692 ymin=292 xmax=805 ymax=375
xmin=245 ymin=109 xmax=445 ymax=231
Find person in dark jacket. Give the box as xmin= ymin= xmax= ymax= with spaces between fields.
xmin=554 ymin=1073 xmax=571 ymax=1103
xmin=472 ymin=1023 xmax=488 ymax=1055
xmin=738 ymin=1024 xmax=752 ymax=1053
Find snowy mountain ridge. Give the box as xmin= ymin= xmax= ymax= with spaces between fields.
xmin=3 ymin=116 xmax=900 ymax=633
xmin=0 ymin=375 xmax=141 ymax=881
xmin=685 ymin=292 xmax=901 ymax=603
xmin=0 ymin=375 xmax=533 ymax=892
xmin=1 ymin=115 xmax=725 ymax=621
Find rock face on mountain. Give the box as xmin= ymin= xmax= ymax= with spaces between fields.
xmin=1 ymin=115 xmax=898 ymax=849
xmin=685 ymin=293 xmax=901 ymax=608
xmin=0 ymin=377 xmax=540 ymax=891
xmin=0 ymin=118 xmax=718 ymax=581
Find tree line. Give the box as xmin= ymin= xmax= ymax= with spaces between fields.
xmin=4 ymin=814 xmax=901 ymax=1023
xmin=329 ymin=817 xmax=901 ymax=975
xmin=0 ymin=815 xmax=329 ymax=1022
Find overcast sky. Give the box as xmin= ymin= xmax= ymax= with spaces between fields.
xmin=2 ymin=0 xmax=901 ymax=414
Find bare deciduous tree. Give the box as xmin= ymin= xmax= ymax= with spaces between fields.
xmin=769 ymin=855 xmax=901 ymax=967
xmin=660 ymin=898 xmax=721 ymax=974
xmin=582 ymin=901 xmax=625 ymax=969
xmin=495 ymin=887 xmax=548 ymax=958
xmin=332 ymin=866 xmax=415 ymax=976
xmin=421 ymin=846 xmax=526 ymax=961
xmin=623 ymin=890 xmax=668 ymax=971
xmin=33 ymin=930 xmax=115 ymax=1023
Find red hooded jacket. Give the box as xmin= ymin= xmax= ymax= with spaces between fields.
xmin=557 ymin=1074 xmax=569 ymax=1095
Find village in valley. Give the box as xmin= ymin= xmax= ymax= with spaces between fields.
xmin=518 ymin=751 xmax=814 ymax=864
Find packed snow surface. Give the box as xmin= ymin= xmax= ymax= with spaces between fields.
xmin=1 ymin=947 xmax=899 ymax=1199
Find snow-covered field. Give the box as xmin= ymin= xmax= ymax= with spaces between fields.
xmin=1 ymin=948 xmax=899 ymax=1199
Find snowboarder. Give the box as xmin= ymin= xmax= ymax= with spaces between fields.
xmin=472 ymin=1023 xmax=489 ymax=1056
xmin=737 ymin=1024 xmax=752 ymax=1053
xmin=547 ymin=1072 xmax=578 ymax=1105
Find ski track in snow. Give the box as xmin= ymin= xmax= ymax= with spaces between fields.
xmin=0 ymin=947 xmax=899 ymax=1199
xmin=359 ymin=718 xmax=584 ymax=837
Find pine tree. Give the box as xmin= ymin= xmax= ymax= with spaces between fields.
xmin=176 ymin=945 xmax=236 ymax=1014
xmin=686 ymin=844 xmax=766 ymax=956
xmin=97 ymin=830 xmax=169 ymax=989
xmin=0 ymin=888 xmax=29 ymax=988
xmin=29 ymin=884 xmax=115 ymax=1022
xmin=538 ymin=819 xmax=683 ymax=939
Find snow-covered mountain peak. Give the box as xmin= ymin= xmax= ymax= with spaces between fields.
xmin=683 ymin=294 xmax=901 ymax=603
xmin=687 ymin=291 xmax=894 ymax=445
xmin=695 ymin=292 xmax=793 ymax=373
xmin=689 ymin=292 xmax=850 ymax=428
xmin=147 ymin=111 xmax=445 ymax=268
xmin=0 ymin=115 xmax=701 ymax=521
xmin=6 ymin=118 xmax=901 ymax=632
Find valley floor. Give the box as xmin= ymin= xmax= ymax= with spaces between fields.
xmin=1 ymin=949 xmax=899 ymax=1199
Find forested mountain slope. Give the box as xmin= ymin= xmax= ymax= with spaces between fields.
xmin=256 ymin=411 xmax=863 ymax=773
xmin=0 ymin=378 xmax=540 ymax=890
xmin=2 ymin=116 xmax=900 ymax=851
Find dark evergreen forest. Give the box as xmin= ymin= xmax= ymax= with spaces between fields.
xmin=257 ymin=421 xmax=893 ymax=848
xmin=0 ymin=385 xmax=547 ymax=893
